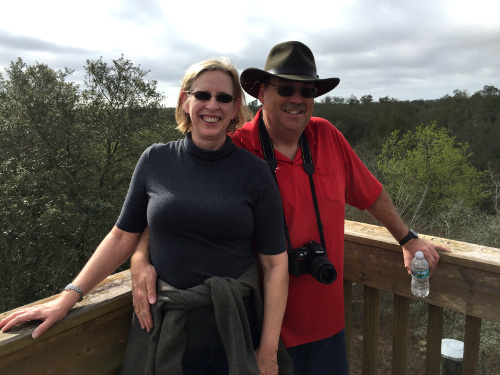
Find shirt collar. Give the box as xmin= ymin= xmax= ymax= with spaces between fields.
xmin=236 ymin=109 xmax=317 ymax=157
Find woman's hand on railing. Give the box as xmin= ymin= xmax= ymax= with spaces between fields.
xmin=402 ymin=237 xmax=451 ymax=274
xmin=0 ymin=291 xmax=80 ymax=339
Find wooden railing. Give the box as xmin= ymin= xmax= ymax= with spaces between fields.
xmin=1 ymin=221 xmax=500 ymax=374
xmin=343 ymin=221 xmax=500 ymax=375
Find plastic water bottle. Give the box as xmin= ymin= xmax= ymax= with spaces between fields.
xmin=411 ymin=251 xmax=430 ymax=298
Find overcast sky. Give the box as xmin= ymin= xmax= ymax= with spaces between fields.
xmin=1 ymin=0 xmax=499 ymax=107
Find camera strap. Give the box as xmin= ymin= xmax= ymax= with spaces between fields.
xmin=258 ymin=113 xmax=327 ymax=251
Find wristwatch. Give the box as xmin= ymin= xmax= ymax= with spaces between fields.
xmin=398 ymin=229 xmax=418 ymax=246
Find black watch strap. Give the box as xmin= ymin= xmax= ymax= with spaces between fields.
xmin=398 ymin=229 xmax=418 ymax=246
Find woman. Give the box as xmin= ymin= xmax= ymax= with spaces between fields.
xmin=0 ymin=58 xmax=291 ymax=375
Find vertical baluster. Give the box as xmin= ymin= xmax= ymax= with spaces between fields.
xmin=392 ymin=294 xmax=410 ymax=375
xmin=425 ymin=304 xmax=444 ymax=375
xmin=463 ymin=315 xmax=482 ymax=375
xmin=344 ymin=280 xmax=353 ymax=367
xmin=363 ymin=285 xmax=380 ymax=375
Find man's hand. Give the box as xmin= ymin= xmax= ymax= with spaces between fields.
xmin=366 ymin=188 xmax=451 ymax=275
xmin=402 ymin=237 xmax=450 ymax=274
xmin=130 ymin=227 xmax=158 ymax=332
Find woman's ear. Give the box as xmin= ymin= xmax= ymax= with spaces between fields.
xmin=181 ymin=91 xmax=190 ymax=113
xmin=233 ymin=97 xmax=241 ymax=117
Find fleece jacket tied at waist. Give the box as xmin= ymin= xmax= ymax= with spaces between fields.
xmin=121 ymin=260 xmax=293 ymax=375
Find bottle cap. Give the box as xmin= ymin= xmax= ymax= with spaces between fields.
xmin=415 ymin=251 xmax=424 ymax=259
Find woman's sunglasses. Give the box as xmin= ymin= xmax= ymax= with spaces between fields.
xmin=187 ymin=91 xmax=236 ymax=104
xmin=268 ymin=83 xmax=319 ymax=99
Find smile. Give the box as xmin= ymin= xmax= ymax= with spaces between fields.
xmin=201 ymin=116 xmax=220 ymax=123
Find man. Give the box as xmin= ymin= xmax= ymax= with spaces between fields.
xmin=131 ymin=41 xmax=450 ymax=374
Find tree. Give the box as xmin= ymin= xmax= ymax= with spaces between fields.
xmin=0 ymin=57 xmax=176 ymax=311
xmin=477 ymin=85 xmax=500 ymax=96
xmin=76 ymin=56 xmax=177 ymax=266
xmin=79 ymin=55 xmax=169 ymax=204
xmin=377 ymin=122 xmax=488 ymax=236
xmin=247 ymin=99 xmax=262 ymax=115
xmin=347 ymin=95 xmax=360 ymax=105
xmin=360 ymin=95 xmax=373 ymax=104
xmin=0 ymin=59 xmax=85 ymax=309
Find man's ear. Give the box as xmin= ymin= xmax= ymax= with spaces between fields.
xmin=258 ymin=83 xmax=266 ymax=104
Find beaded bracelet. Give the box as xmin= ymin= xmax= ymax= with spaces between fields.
xmin=64 ymin=283 xmax=84 ymax=302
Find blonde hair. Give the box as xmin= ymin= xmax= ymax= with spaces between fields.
xmin=175 ymin=57 xmax=252 ymax=134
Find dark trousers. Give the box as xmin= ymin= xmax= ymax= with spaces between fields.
xmin=287 ymin=329 xmax=349 ymax=375
xmin=181 ymin=307 xmax=260 ymax=375
xmin=182 ymin=345 xmax=230 ymax=375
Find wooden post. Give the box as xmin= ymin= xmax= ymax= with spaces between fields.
xmin=426 ymin=304 xmax=444 ymax=375
xmin=392 ymin=294 xmax=410 ymax=375
xmin=344 ymin=280 xmax=353 ymax=367
xmin=441 ymin=339 xmax=464 ymax=375
xmin=463 ymin=315 xmax=482 ymax=375
xmin=362 ymin=286 xmax=380 ymax=375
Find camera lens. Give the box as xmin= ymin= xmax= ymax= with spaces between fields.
xmin=309 ymin=256 xmax=337 ymax=284
xmin=317 ymin=265 xmax=337 ymax=284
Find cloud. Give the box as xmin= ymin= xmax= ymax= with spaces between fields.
xmin=1 ymin=0 xmax=499 ymax=106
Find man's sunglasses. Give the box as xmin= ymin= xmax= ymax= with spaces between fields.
xmin=268 ymin=83 xmax=319 ymax=99
xmin=187 ymin=91 xmax=236 ymax=104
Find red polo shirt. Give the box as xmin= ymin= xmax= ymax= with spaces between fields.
xmin=231 ymin=110 xmax=382 ymax=347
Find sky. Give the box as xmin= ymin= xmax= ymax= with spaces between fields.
xmin=1 ymin=0 xmax=499 ymax=108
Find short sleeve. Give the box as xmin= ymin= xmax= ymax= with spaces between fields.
xmin=115 ymin=147 xmax=151 ymax=233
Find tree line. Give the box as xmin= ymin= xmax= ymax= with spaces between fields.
xmin=312 ymin=87 xmax=500 ymax=244
xmin=1 ymin=56 xmax=499 ymax=312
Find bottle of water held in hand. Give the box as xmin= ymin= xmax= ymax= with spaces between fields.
xmin=411 ymin=251 xmax=430 ymax=298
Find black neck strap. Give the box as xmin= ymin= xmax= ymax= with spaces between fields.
xmin=258 ymin=113 xmax=326 ymax=251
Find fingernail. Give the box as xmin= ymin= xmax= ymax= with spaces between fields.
xmin=149 ymin=298 xmax=156 ymax=304
xmin=32 ymin=332 xmax=39 ymax=339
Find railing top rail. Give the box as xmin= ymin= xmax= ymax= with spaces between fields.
xmin=345 ymin=220 xmax=500 ymax=273
xmin=0 ymin=271 xmax=132 ymax=358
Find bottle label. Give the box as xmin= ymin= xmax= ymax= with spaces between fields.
xmin=413 ymin=269 xmax=430 ymax=279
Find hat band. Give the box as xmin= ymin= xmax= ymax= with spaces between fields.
xmin=267 ymin=67 xmax=319 ymax=79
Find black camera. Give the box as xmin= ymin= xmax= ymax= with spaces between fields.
xmin=288 ymin=241 xmax=337 ymax=284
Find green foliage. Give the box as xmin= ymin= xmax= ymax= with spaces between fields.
xmin=0 ymin=59 xmax=86 ymax=308
xmin=0 ymin=57 xmax=179 ymax=312
xmin=414 ymin=89 xmax=500 ymax=173
xmin=318 ymin=86 xmax=500 ymax=241
xmin=315 ymin=86 xmax=500 ymax=175
xmin=376 ymin=122 xmax=488 ymax=235
xmin=247 ymin=99 xmax=262 ymax=116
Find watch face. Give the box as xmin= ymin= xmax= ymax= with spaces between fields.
xmin=410 ymin=229 xmax=418 ymax=238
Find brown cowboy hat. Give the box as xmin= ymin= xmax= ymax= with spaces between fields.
xmin=240 ymin=41 xmax=340 ymax=99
